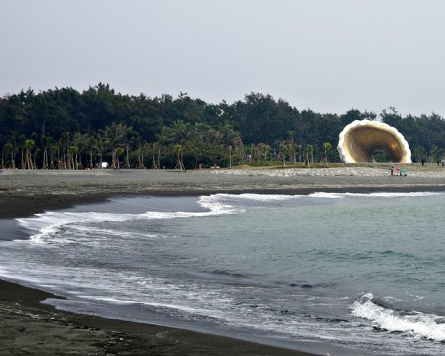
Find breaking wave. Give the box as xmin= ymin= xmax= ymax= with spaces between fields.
xmin=16 ymin=192 xmax=442 ymax=244
xmin=351 ymin=293 xmax=445 ymax=342
xmin=309 ymin=192 xmax=441 ymax=199
xmin=17 ymin=195 xmax=239 ymax=244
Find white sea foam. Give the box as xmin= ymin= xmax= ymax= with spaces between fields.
xmin=17 ymin=196 xmax=238 ymax=244
xmin=197 ymin=194 xmax=241 ymax=213
xmin=229 ymin=193 xmax=303 ymax=201
xmin=309 ymin=192 xmax=441 ymax=199
xmin=17 ymin=212 xmax=136 ymax=244
xmin=206 ymin=191 xmax=441 ymax=203
xmin=17 ymin=192 xmax=441 ymax=244
xmin=351 ymin=293 xmax=445 ymax=341
xmin=308 ymin=192 xmax=345 ymax=199
xmin=201 ymin=193 xmax=304 ymax=203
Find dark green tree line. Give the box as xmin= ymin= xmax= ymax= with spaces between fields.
xmin=1 ymin=84 xmax=444 ymax=169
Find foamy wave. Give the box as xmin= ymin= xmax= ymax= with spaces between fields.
xmin=309 ymin=192 xmax=441 ymax=199
xmin=206 ymin=191 xmax=441 ymax=203
xmin=204 ymin=193 xmax=303 ymax=202
xmin=197 ymin=194 xmax=241 ymax=213
xmin=17 ymin=212 xmax=135 ymax=244
xmin=17 ymin=196 xmax=238 ymax=244
xmin=17 ymin=192 xmax=441 ymax=244
xmin=351 ymin=293 xmax=445 ymax=341
xmin=308 ymin=192 xmax=344 ymax=199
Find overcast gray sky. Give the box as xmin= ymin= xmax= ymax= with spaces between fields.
xmin=1 ymin=0 xmax=444 ymax=115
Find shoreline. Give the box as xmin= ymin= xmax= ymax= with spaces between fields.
xmin=0 ymin=278 xmax=320 ymax=356
xmin=2 ymin=169 xmax=445 ymax=355
xmin=3 ymin=184 xmax=445 ymax=219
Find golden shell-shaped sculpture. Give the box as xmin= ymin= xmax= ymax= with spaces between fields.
xmin=337 ymin=120 xmax=412 ymax=163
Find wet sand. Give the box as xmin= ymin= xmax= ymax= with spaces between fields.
xmin=0 ymin=279 xmax=320 ymax=356
xmin=1 ymin=166 xmax=444 ymax=355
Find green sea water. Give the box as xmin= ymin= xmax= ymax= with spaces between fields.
xmin=1 ymin=192 xmax=445 ymax=356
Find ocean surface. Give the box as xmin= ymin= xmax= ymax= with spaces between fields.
xmin=1 ymin=192 xmax=445 ymax=356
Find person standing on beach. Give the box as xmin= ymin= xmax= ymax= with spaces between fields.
xmin=421 ymin=158 xmax=425 ymax=166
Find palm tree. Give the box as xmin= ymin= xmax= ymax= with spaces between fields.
xmin=279 ymin=141 xmax=287 ymax=167
xmin=220 ymin=123 xmax=239 ymax=147
xmin=169 ymin=120 xmax=194 ymax=143
xmin=304 ymin=144 xmax=313 ymax=168
xmin=50 ymin=143 xmax=58 ymax=169
xmin=134 ymin=137 xmax=146 ymax=169
xmin=257 ymin=143 xmax=270 ymax=165
xmin=18 ymin=135 xmax=26 ymax=169
xmin=1 ymin=144 xmax=9 ymax=169
xmin=72 ymin=132 xmax=89 ymax=169
xmin=154 ymin=129 xmax=171 ymax=169
xmin=115 ymin=147 xmax=124 ymax=169
xmin=59 ymin=132 xmax=70 ymax=169
xmin=150 ymin=142 xmax=159 ymax=169
xmin=233 ymin=138 xmax=245 ymax=166
xmin=174 ymin=144 xmax=185 ymax=170
xmin=24 ymin=139 xmax=35 ymax=169
xmin=118 ymin=127 xmax=135 ymax=169
xmin=322 ymin=142 xmax=332 ymax=167
xmin=41 ymin=135 xmax=53 ymax=169
xmin=86 ymin=135 xmax=98 ymax=169
xmin=100 ymin=123 xmax=129 ymax=169
xmin=166 ymin=121 xmax=196 ymax=170
xmin=69 ymin=146 xmax=78 ymax=169
xmin=6 ymin=136 xmax=18 ymax=169
xmin=287 ymin=130 xmax=297 ymax=164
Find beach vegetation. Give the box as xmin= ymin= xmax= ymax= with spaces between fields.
xmin=322 ymin=142 xmax=332 ymax=167
xmin=0 ymin=84 xmax=444 ymax=170
xmin=304 ymin=145 xmax=313 ymax=168
xmin=279 ymin=141 xmax=287 ymax=167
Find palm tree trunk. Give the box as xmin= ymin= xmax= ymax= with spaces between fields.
xmin=112 ymin=150 xmax=116 ymax=169
xmin=21 ymin=148 xmax=24 ymax=169
xmin=11 ymin=147 xmax=15 ymax=169
xmin=180 ymin=151 xmax=185 ymax=170
xmin=25 ymin=149 xmax=30 ymax=169
xmin=44 ymin=148 xmax=48 ymax=169
xmin=151 ymin=152 xmax=158 ymax=169
xmin=125 ymin=146 xmax=130 ymax=169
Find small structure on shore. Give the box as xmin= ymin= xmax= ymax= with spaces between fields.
xmin=337 ymin=120 xmax=411 ymax=163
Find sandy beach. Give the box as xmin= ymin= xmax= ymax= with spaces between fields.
xmin=1 ymin=164 xmax=445 ymax=218
xmin=1 ymin=165 xmax=445 ymax=356
xmin=0 ymin=278 xmax=321 ymax=356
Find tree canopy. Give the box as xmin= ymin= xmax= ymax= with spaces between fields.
xmin=1 ymin=83 xmax=444 ymax=169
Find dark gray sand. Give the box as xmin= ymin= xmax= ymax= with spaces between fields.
xmin=0 ymin=279 xmax=317 ymax=356
xmin=1 ymin=166 xmax=443 ymax=355
xmin=1 ymin=167 xmax=445 ymax=218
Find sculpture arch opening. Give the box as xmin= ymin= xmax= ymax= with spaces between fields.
xmin=337 ymin=120 xmax=411 ymax=163
xmin=372 ymin=151 xmax=387 ymax=163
